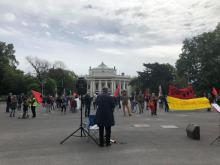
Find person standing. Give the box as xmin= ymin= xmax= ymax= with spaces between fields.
xmin=148 ymin=97 xmax=156 ymax=116
xmin=84 ymin=93 xmax=92 ymax=117
xmin=164 ymin=96 xmax=169 ymax=112
xmin=30 ymin=96 xmax=38 ymax=118
xmin=61 ymin=95 xmax=68 ymax=113
xmin=95 ymin=88 xmax=115 ymax=147
xmin=136 ymin=91 xmax=144 ymax=114
xmin=129 ymin=92 xmax=136 ymax=113
xmin=70 ymin=97 xmax=77 ymax=113
xmin=22 ymin=96 xmax=29 ymax=119
xmin=121 ymin=90 xmax=132 ymax=116
xmin=17 ymin=95 xmax=22 ymax=111
xmin=6 ymin=93 xmax=12 ymax=113
xmin=92 ymin=93 xmax=97 ymax=110
xmin=10 ymin=95 xmax=17 ymax=117
xmin=152 ymin=93 xmax=158 ymax=115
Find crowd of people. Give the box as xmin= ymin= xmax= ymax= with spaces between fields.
xmin=5 ymin=89 xmax=170 ymax=147
xmin=5 ymin=90 xmax=169 ymax=119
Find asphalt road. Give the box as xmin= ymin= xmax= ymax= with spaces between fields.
xmin=0 ymin=103 xmax=220 ymax=165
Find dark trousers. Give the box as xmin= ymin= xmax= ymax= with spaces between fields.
xmin=31 ymin=106 xmax=36 ymax=118
xmin=6 ymin=103 xmax=10 ymax=113
xmin=85 ymin=105 xmax=90 ymax=117
xmin=22 ymin=108 xmax=28 ymax=118
xmin=61 ymin=105 xmax=66 ymax=112
xmin=98 ymin=125 xmax=111 ymax=145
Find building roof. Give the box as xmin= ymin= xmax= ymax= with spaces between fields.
xmin=93 ymin=62 xmax=112 ymax=70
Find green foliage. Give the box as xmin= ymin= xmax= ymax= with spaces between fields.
xmin=44 ymin=78 xmax=57 ymax=96
xmin=48 ymin=68 xmax=77 ymax=96
xmin=132 ymin=63 xmax=175 ymax=94
xmin=176 ymin=24 xmax=220 ymax=94
xmin=27 ymin=83 xmax=41 ymax=92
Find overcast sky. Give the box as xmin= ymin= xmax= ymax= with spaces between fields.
xmin=0 ymin=0 xmax=219 ymax=76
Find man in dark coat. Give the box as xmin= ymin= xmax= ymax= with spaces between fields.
xmin=95 ymin=88 xmax=115 ymax=147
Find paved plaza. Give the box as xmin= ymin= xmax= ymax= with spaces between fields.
xmin=0 ymin=103 xmax=220 ymax=165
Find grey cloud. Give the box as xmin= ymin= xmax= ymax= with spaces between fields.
xmin=115 ymin=8 xmax=130 ymax=16
xmin=0 ymin=0 xmax=220 ymax=76
xmin=83 ymin=4 xmax=93 ymax=9
xmin=132 ymin=12 xmax=147 ymax=18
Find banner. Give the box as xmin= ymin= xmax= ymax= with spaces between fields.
xmin=31 ymin=90 xmax=42 ymax=104
xmin=168 ymin=85 xmax=195 ymax=99
xmin=167 ymin=96 xmax=211 ymax=110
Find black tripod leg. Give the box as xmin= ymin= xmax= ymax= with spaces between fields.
xmin=82 ymin=129 xmax=87 ymax=137
xmin=82 ymin=127 xmax=99 ymax=145
xmin=60 ymin=127 xmax=81 ymax=144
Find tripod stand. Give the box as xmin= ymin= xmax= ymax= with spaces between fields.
xmin=60 ymin=95 xmax=98 ymax=145
xmin=210 ymin=111 xmax=220 ymax=145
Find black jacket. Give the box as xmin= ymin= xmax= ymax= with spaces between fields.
xmin=95 ymin=94 xmax=115 ymax=127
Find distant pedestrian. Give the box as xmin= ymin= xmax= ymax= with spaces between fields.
xmin=22 ymin=96 xmax=29 ymax=119
xmin=136 ymin=91 xmax=144 ymax=114
xmin=17 ymin=95 xmax=23 ymax=111
xmin=70 ymin=97 xmax=77 ymax=113
xmin=129 ymin=92 xmax=136 ymax=113
xmin=95 ymin=88 xmax=115 ymax=147
xmin=61 ymin=95 xmax=68 ymax=113
xmin=30 ymin=96 xmax=38 ymax=118
xmin=84 ymin=93 xmax=92 ymax=117
xmin=164 ymin=96 xmax=169 ymax=112
xmin=121 ymin=90 xmax=132 ymax=116
xmin=92 ymin=94 xmax=97 ymax=110
xmin=148 ymin=97 xmax=156 ymax=116
xmin=6 ymin=93 xmax=12 ymax=113
xmin=152 ymin=93 xmax=158 ymax=115
xmin=10 ymin=95 xmax=17 ymax=117
xmin=207 ymin=93 xmax=214 ymax=112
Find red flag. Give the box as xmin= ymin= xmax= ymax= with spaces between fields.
xmin=114 ymin=84 xmax=121 ymax=97
xmin=31 ymin=90 xmax=42 ymax=104
xmin=168 ymin=85 xmax=195 ymax=99
xmin=212 ymin=87 xmax=218 ymax=97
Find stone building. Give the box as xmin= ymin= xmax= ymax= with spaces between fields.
xmin=85 ymin=62 xmax=131 ymax=96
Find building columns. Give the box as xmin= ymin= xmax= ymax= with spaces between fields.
xmin=98 ymin=80 xmax=102 ymax=94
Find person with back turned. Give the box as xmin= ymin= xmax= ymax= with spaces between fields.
xmin=95 ymin=87 xmax=115 ymax=147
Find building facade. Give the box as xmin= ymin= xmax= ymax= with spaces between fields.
xmin=85 ymin=62 xmax=131 ymax=96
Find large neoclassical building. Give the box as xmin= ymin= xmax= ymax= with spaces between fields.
xmin=85 ymin=62 xmax=131 ymax=96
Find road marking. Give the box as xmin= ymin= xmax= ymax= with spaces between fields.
xmin=160 ymin=125 xmax=178 ymax=128
xmin=134 ymin=124 xmax=150 ymax=128
xmin=176 ymin=114 xmax=189 ymax=117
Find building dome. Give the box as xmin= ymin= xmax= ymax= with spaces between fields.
xmin=89 ymin=62 xmax=116 ymax=77
xmin=93 ymin=62 xmax=112 ymax=70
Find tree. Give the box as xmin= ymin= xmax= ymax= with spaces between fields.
xmin=0 ymin=42 xmax=30 ymax=95
xmin=131 ymin=63 xmax=175 ymax=95
xmin=26 ymin=56 xmax=51 ymax=96
xmin=176 ymin=24 xmax=220 ymax=94
xmin=44 ymin=78 xmax=57 ymax=96
xmin=48 ymin=68 xmax=77 ymax=96
xmin=26 ymin=56 xmax=51 ymax=81
xmin=0 ymin=42 xmax=18 ymax=68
